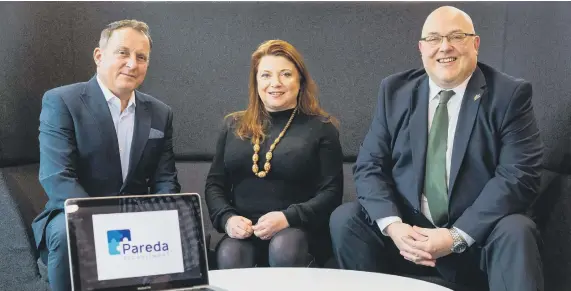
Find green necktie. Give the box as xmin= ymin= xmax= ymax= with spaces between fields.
xmin=425 ymin=90 xmax=455 ymax=227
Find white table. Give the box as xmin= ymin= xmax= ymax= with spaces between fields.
xmin=208 ymin=268 xmax=452 ymax=291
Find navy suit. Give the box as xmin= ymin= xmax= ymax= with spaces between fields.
xmin=32 ymin=76 xmax=180 ymax=290
xmin=330 ymin=63 xmax=544 ymax=290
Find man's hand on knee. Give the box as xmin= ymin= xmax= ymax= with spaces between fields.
xmin=386 ymin=222 xmax=435 ymax=267
xmin=402 ymin=226 xmax=453 ymax=261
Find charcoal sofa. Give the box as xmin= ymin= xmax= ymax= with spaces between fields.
xmin=2 ymin=159 xmax=571 ymax=291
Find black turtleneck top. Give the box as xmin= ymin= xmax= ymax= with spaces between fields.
xmin=205 ymin=108 xmax=344 ymax=234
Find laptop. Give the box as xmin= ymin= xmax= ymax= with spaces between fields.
xmin=64 ymin=193 xmax=225 ymax=291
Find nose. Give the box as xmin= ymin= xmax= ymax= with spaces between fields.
xmin=439 ymin=37 xmax=453 ymax=52
xmin=125 ymin=57 xmax=136 ymax=69
xmin=270 ymin=75 xmax=282 ymax=87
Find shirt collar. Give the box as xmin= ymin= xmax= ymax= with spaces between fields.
xmin=428 ymin=74 xmax=473 ymax=101
xmin=96 ymin=75 xmax=136 ymax=108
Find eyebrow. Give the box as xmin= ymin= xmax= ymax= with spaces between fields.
xmin=260 ymin=69 xmax=293 ymax=72
xmin=426 ymin=29 xmax=464 ymax=36
xmin=116 ymin=46 xmax=148 ymax=54
xmin=115 ymin=46 xmax=149 ymax=57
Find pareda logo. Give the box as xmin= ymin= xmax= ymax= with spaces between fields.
xmin=107 ymin=229 xmax=170 ymax=256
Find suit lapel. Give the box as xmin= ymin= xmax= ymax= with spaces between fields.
xmin=409 ymin=77 xmax=429 ymax=208
xmin=448 ymin=67 xmax=487 ymax=195
xmin=81 ymin=76 xmax=122 ymax=177
xmin=121 ymin=92 xmax=151 ymax=191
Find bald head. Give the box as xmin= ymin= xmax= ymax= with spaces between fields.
xmin=418 ymin=6 xmax=480 ymax=89
xmin=422 ymin=6 xmax=475 ymax=38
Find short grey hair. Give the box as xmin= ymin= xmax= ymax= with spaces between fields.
xmin=99 ymin=19 xmax=153 ymax=49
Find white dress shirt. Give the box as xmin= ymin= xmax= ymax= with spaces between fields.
xmin=376 ymin=75 xmax=476 ymax=246
xmin=96 ymin=76 xmax=136 ymax=182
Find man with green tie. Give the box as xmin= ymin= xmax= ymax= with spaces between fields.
xmin=329 ymin=6 xmax=544 ymax=291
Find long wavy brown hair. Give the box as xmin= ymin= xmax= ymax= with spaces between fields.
xmin=228 ymin=39 xmax=338 ymax=143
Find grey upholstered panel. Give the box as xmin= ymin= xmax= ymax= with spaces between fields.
xmin=503 ymin=2 xmax=571 ymax=173
xmin=0 ymin=169 xmax=49 ymax=290
xmin=342 ymin=163 xmax=357 ymax=203
xmin=538 ymin=172 xmax=571 ymax=291
xmin=1 ymin=2 xmax=570 ymax=163
xmin=2 ymin=164 xmax=48 ymax=232
xmin=0 ymin=2 xmax=507 ymax=163
xmin=68 ymin=2 xmax=506 ymax=160
xmin=0 ymin=2 xmax=76 ymax=166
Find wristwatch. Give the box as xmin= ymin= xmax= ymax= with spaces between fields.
xmin=449 ymin=228 xmax=468 ymax=253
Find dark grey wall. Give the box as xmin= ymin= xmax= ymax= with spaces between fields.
xmin=0 ymin=1 xmax=569 ymax=167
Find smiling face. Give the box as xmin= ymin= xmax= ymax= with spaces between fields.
xmin=418 ymin=6 xmax=480 ymax=89
xmin=94 ymin=27 xmax=151 ymax=99
xmin=256 ymin=55 xmax=301 ymax=112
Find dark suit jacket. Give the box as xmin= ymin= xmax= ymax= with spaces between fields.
xmin=354 ymin=62 xmax=543 ymax=257
xmin=32 ymin=76 xmax=181 ymax=249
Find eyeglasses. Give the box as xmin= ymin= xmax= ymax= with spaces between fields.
xmin=420 ymin=32 xmax=477 ymax=46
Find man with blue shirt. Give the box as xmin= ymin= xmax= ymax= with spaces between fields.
xmin=32 ymin=19 xmax=180 ymax=291
xmin=330 ymin=6 xmax=543 ymax=291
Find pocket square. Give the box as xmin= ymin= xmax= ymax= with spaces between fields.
xmin=149 ymin=128 xmax=164 ymax=139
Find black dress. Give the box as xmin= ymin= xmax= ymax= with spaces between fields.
xmin=205 ymin=108 xmax=343 ymax=263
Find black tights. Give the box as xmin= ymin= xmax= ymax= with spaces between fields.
xmin=216 ymin=228 xmax=313 ymax=269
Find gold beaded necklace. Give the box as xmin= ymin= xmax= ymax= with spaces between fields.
xmin=252 ymin=107 xmax=298 ymax=178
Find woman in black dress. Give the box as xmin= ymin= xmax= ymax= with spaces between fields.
xmin=205 ymin=39 xmax=343 ymax=269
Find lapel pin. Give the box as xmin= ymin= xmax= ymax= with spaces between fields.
xmin=474 ymin=94 xmax=481 ymax=101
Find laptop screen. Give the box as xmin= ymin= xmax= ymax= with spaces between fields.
xmin=65 ymin=193 xmax=209 ymax=291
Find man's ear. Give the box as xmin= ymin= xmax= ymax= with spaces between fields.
xmin=473 ymin=36 xmax=480 ymax=55
xmin=93 ymin=47 xmax=102 ymax=66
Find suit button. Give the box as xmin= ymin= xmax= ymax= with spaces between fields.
xmin=413 ymin=209 xmax=420 ymax=214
